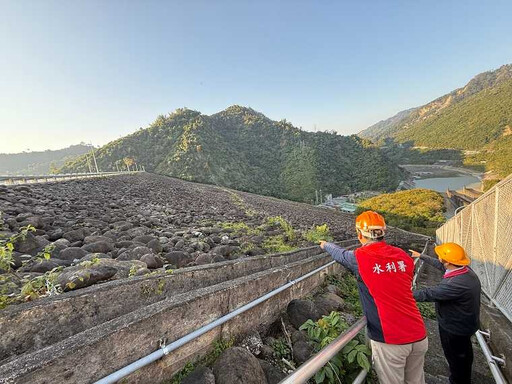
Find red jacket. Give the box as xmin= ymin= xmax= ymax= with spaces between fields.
xmin=326 ymin=241 xmax=426 ymax=344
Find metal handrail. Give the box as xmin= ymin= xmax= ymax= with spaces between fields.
xmin=476 ymin=330 xmax=507 ymax=384
xmin=278 ymin=317 xmax=368 ymax=384
xmin=94 ymin=250 xmax=346 ymax=384
xmin=279 ymin=238 xmax=431 ymax=384
xmin=0 ymin=171 xmax=141 ymax=185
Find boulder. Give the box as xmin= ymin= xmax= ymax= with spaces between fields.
xmin=140 ymin=254 xmax=164 ymax=269
xmin=81 ymin=241 xmax=114 ymax=254
xmin=127 ymin=227 xmax=149 ymax=238
xmin=247 ymin=247 xmax=265 ymax=256
xmin=212 ymin=245 xmax=232 ymax=257
xmin=81 ymin=253 xmax=111 ymax=261
xmin=112 ymin=221 xmax=133 ymax=231
xmin=58 ymin=247 xmax=87 ymax=261
xmin=259 ymin=345 xmax=274 ymax=359
xmin=14 ymin=232 xmax=49 ymax=254
xmin=291 ymin=330 xmax=308 ymax=344
xmin=212 ymin=254 xmax=226 ymax=263
xmin=57 ymin=265 xmax=117 ymax=291
xmin=162 ymin=251 xmax=191 ymax=267
xmin=325 ymin=284 xmax=342 ymax=296
xmin=116 ymin=240 xmax=134 ymax=249
xmin=53 ymin=238 xmax=70 ymax=247
xmin=287 ymin=299 xmax=321 ymax=329
xmin=213 ymin=347 xmax=267 ymax=384
xmin=195 ymin=254 xmax=213 ymax=265
xmin=29 ymin=260 xmax=61 ymax=273
xmin=83 ymin=235 xmax=114 ymax=245
xmin=21 ymin=215 xmax=45 ymax=229
xmin=174 ymin=239 xmax=185 ymax=250
xmin=117 ymin=246 xmax=152 ymax=261
xmin=47 ymin=228 xmax=64 ymax=241
xmin=182 ymin=366 xmax=215 ymax=384
xmin=292 ymin=340 xmax=314 ymax=364
xmin=258 ymin=360 xmax=286 ymax=384
xmin=132 ymin=235 xmax=157 ymax=244
xmin=313 ymin=293 xmax=345 ymax=316
xmin=147 ymin=238 xmax=163 ymax=253
xmin=63 ymin=229 xmax=86 ymax=242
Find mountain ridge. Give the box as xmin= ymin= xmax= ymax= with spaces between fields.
xmin=358 ymin=64 xmax=512 ymax=178
xmin=359 ymin=64 xmax=512 ymax=144
xmin=60 ymin=105 xmax=404 ymax=202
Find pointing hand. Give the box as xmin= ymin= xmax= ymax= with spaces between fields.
xmin=409 ymin=249 xmax=421 ymax=258
xmin=319 ymin=241 xmax=327 ymax=250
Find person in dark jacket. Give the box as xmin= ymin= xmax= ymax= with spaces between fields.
xmin=411 ymin=242 xmax=481 ymax=384
xmin=321 ymin=211 xmax=427 ymax=384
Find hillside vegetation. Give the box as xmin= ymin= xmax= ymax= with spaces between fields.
xmin=356 ymin=189 xmax=445 ymax=236
xmin=359 ymin=64 xmax=512 ymax=178
xmin=60 ymin=106 xmax=404 ymax=202
xmin=0 ymin=144 xmax=92 ymax=175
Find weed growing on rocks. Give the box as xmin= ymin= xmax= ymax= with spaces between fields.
xmin=417 ymin=301 xmax=436 ymax=320
xmin=169 ymin=338 xmax=234 ymax=384
xmin=303 ymin=224 xmax=333 ymax=243
xmin=0 ymin=224 xmax=67 ymax=308
xmin=300 ymin=311 xmax=371 ymax=383
xmin=325 ymin=275 xmax=362 ymax=317
xmin=266 ymin=216 xmax=295 ymax=241
xmin=220 ymin=221 xmax=261 ymax=236
xmin=262 ymin=236 xmax=297 ymax=253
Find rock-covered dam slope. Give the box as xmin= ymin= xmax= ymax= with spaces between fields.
xmin=0 ymin=173 xmax=426 ymax=302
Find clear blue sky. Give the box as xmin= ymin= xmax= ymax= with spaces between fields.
xmin=1 ymin=0 xmax=511 ymax=153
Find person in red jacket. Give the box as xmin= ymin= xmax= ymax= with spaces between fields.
xmin=320 ymin=211 xmax=427 ymax=384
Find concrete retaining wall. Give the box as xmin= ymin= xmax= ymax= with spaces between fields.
xmin=0 ymin=247 xmax=329 ymax=363
xmin=0 ymin=252 xmax=341 ymax=384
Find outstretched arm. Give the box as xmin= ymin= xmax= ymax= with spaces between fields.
xmin=320 ymin=241 xmax=358 ymax=274
xmin=409 ymin=249 xmax=445 ymax=272
xmin=414 ymin=281 xmax=461 ymax=302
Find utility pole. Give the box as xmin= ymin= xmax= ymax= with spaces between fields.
xmin=115 ymin=162 xmax=120 ymax=172
xmin=91 ymin=147 xmax=99 ymax=173
xmin=86 ymin=154 xmax=93 ymax=173
xmin=315 ymin=190 xmax=319 ymax=205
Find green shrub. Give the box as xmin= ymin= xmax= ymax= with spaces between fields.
xmin=303 ymin=224 xmax=333 ymax=243
xmin=300 ymin=311 xmax=371 ymax=383
xmin=266 ymin=216 xmax=295 ymax=241
xmin=326 ymin=275 xmax=362 ymax=317
xmin=262 ymin=236 xmax=297 ymax=253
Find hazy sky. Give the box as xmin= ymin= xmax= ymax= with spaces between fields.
xmin=1 ymin=0 xmax=511 ymax=153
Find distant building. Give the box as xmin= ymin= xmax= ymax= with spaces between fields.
xmin=339 ymin=202 xmax=358 ymax=213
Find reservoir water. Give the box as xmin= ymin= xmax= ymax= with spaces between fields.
xmin=414 ymin=175 xmax=481 ymax=192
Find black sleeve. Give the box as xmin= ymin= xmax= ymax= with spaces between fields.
xmin=414 ymin=280 xmax=462 ymax=302
xmin=419 ymin=253 xmax=445 ymax=272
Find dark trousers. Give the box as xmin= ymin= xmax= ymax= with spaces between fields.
xmin=439 ymin=327 xmax=474 ymax=384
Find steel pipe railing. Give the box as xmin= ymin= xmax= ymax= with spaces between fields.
xmin=0 ymin=171 xmax=142 ymax=185
xmin=476 ymin=330 xmax=507 ymax=384
xmin=278 ymin=317 xmax=367 ymax=384
xmin=94 ymin=250 xmax=347 ymax=384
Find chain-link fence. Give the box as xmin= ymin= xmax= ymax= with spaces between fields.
xmin=437 ymin=174 xmax=512 ymax=323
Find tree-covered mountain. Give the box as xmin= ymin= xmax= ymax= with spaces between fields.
xmin=0 ymin=144 xmax=93 ymax=175
xmin=359 ymin=64 xmax=512 ymax=178
xmin=59 ymin=106 xmax=404 ymax=202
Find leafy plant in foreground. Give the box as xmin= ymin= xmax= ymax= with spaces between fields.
xmin=300 ymin=311 xmax=371 ymax=383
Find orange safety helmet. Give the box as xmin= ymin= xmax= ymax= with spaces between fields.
xmin=355 ymin=211 xmax=386 ymax=239
xmin=434 ymin=243 xmax=470 ymax=266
